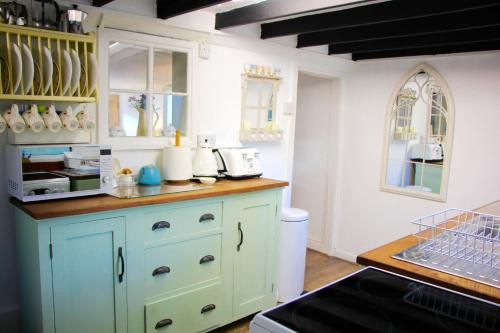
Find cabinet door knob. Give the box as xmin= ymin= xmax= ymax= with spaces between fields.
xmin=117 ymin=247 xmax=125 ymax=283
xmin=237 ymin=222 xmax=244 ymax=252
xmin=152 ymin=266 xmax=171 ymax=276
xmin=152 ymin=221 xmax=170 ymax=231
xmin=199 ymin=255 xmax=215 ymax=264
xmin=155 ymin=318 xmax=173 ymax=329
xmin=201 ymin=304 xmax=216 ymax=314
xmin=199 ymin=213 xmax=215 ymax=223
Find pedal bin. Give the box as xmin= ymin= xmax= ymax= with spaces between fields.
xmin=277 ymin=207 xmax=309 ymax=302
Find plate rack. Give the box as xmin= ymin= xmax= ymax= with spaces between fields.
xmin=0 ymin=23 xmax=96 ymax=102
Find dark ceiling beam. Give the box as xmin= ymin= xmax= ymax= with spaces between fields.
xmin=351 ymin=40 xmax=500 ymax=60
xmin=297 ymin=5 xmax=500 ymax=48
xmin=157 ymin=0 xmax=230 ymax=20
xmin=215 ymin=0 xmax=374 ymax=30
xmin=328 ymin=25 xmax=500 ymax=54
xmin=261 ymin=0 xmax=500 ymax=39
xmin=92 ymin=0 xmax=114 ymax=6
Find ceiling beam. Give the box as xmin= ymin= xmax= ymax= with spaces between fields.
xmin=261 ymin=0 xmax=500 ymax=39
xmin=157 ymin=0 xmax=230 ymax=20
xmin=92 ymin=0 xmax=114 ymax=6
xmin=297 ymin=5 xmax=500 ymax=48
xmin=351 ymin=40 xmax=500 ymax=60
xmin=215 ymin=0 xmax=374 ymax=30
xmin=328 ymin=25 xmax=500 ymax=54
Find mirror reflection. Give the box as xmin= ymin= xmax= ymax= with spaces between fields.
xmin=384 ymin=68 xmax=449 ymax=195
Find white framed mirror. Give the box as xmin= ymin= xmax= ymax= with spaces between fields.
xmin=380 ymin=64 xmax=454 ymax=201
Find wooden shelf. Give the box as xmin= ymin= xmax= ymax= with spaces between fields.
xmin=0 ymin=23 xmax=97 ymax=103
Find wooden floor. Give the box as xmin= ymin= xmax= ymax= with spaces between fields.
xmin=212 ymin=249 xmax=360 ymax=333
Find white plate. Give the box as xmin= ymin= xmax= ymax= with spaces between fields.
xmin=42 ymin=46 xmax=53 ymax=94
xmin=21 ymin=44 xmax=34 ymax=94
xmin=10 ymin=43 xmax=22 ymax=94
xmin=70 ymin=49 xmax=80 ymax=96
xmin=60 ymin=49 xmax=72 ymax=95
xmin=87 ymin=52 xmax=97 ymax=96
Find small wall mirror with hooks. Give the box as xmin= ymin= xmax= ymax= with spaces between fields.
xmin=240 ymin=65 xmax=282 ymax=141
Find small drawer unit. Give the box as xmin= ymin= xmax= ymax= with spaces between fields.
xmin=145 ymin=234 xmax=222 ymax=298
xmin=144 ymin=202 xmax=222 ymax=244
xmin=145 ymin=283 xmax=226 ymax=333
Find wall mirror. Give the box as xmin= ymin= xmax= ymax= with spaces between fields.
xmin=240 ymin=72 xmax=282 ymax=141
xmin=381 ymin=64 xmax=454 ymax=201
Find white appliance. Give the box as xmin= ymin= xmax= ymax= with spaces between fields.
xmin=7 ymin=144 xmax=113 ymax=202
xmin=192 ymin=138 xmax=218 ymax=178
xmin=277 ymin=207 xmax=309 ymax=302
xmin=215 ymin=148 xmax=263 ymax=179
xmin=410 ymin=143 xmax=443 ymax=160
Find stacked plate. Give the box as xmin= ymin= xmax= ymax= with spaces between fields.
xmin=0 ymin=43 xmax=97 ymax=97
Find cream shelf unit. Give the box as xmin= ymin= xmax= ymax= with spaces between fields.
xmin=0 ymin=23 xmax=96 ymax=102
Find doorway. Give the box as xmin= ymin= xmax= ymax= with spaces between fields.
xmin=291 ymin=72 xmax=340 ymax=254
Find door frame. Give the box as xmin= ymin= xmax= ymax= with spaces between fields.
xmin=286 ymin=69 xmax=343 ymax=256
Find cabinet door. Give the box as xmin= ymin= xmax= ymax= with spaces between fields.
xmin=51 ymin=217 xmax=127 ymax=333
xmin=232 ymin=193 xmax=277 ymax=316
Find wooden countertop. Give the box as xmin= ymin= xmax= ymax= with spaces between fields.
xmin=11 ymin=178 xmax=288 ymax=220
xmin=357 ymin=200 xmax=500 ymax=303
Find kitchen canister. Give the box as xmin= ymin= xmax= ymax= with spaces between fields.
xmin=163 ymin=146 xmax=193 ymax=182
xmin=76 ymin=108 xmax=96 ymax=132
xmin=23 ymin=105 xmax=45 ymax=133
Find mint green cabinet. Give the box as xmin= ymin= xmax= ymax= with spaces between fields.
xmin=14 ymin=188 xmax=283 ymax=333
xmin=51 ymin=217 xmax=127 ymax=333
xmin=227 ymin=192 xmax=279 ymax=317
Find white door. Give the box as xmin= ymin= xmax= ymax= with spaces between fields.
xmin=292 ymin=72 xmax=338 ymax=254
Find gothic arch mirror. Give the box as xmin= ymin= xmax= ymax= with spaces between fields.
xmin=381 ymin=64 xmax=454 ymax=201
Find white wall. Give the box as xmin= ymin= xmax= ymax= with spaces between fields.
xmin=332 ymin=52 xmax=500 ymax=261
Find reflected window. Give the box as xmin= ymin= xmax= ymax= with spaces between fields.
xmin=382 ymin=65 xmax=454 ymax=201
xmin=107 ymin=41 xmax=189 ymax=138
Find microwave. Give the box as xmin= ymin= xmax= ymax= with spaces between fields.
xmin=6 ymin=144 xmax=113 ymax=202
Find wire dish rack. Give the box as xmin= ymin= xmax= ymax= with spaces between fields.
xmin=393 ymin=209 xmax=500 ymax=288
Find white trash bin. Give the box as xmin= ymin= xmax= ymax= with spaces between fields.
xmin=277 ymin=207 xmax=309 ymax=302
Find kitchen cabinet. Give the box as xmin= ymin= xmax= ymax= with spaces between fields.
xmin=13 ymin=179 xmax=286 ymax=333
xmin=51 ymin=218 xmax=127 ymax=333
xmin=228 ymin=192 xmax=278 ymax=317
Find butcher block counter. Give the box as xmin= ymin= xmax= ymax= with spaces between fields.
xmin=358 ymin=200 xmax=500 ymax=303
xmin=11 ymin=178 xmax=288 ymax=219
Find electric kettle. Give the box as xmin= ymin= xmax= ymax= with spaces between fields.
xmin=138 ymin=165 xmax=162 ymax=186
xmin=192 ymin=139 xmax=219 ymax=178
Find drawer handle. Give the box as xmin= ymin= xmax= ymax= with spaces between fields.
xmin=118 ymin=247 xmax=125 ymax=283
xmin=152 ymin=266 xmax=171 ymax=276
xmin=199 ymin=255 xmax=215 ymax=264
xmin=237 ymin=222 xmax=244 ymax=252
xmin=199 ymin=213 xmax=215 ymax=223
xmin=201 ymin=304 xmax=216 ymax=314
xmin=152 ymin=221 xmax=171 ymax=231
xmin=155 ymin=318 xmax=173 ymax=329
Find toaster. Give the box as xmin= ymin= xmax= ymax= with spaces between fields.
xmin=215 ymin=148 xmax=263 ymax=179
xmin=410 ymin=143 xmax=443 ymax=161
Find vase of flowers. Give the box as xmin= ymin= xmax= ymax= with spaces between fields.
xmin=129 ymin=94 xmax=147 ymax=136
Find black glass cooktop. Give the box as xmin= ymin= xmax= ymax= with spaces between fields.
xmin=263 ymin=268 xmax=500 ymax=333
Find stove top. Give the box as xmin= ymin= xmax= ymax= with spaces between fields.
xmin=253 ymin=267 xmax=499 ymax=333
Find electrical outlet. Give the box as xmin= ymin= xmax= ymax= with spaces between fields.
xmin=197 ymin=134 xmax=216 ymax=148
xmin=199 ymin=42 xmax=210 ymax=60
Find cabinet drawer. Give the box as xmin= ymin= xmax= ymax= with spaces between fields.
xmin=145 ymin=234 xmax=222 ymax=297
xmin=145 ymin=284 xmax=224 ymax=333
xmin=144 ymin=203 xmax=222 ymax=244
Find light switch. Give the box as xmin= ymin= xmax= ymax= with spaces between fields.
xmin=199 ymin=42 xmax=210 ymax=60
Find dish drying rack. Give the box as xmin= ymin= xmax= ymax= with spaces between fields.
xmin=393 ymin=209 xmax=500 ymax=288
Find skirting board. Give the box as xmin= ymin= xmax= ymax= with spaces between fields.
xmin=330 ymin=249 xmax=357 ymax=263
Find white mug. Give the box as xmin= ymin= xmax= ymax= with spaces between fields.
xmin=3 ymin=105 xmax=26 ymax=134
xmin=23 ymin=105 xmax=45 ymax=133
xmin=59 ymin=106 xmax=79 ymax=132
xmin=76 ymin=108 xmax=96 ymax=132
xmin=43 ymin=105 xmax=62 ymax=133
xmin=0 ymin=113 xmax=6 ymax=133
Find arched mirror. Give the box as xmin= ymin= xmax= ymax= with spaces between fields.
xmin=381 ymin=64 xmax=454 ymax=201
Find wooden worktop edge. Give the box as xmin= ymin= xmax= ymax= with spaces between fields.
xmin=11 ymin=178 xmax=289 ymax=220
